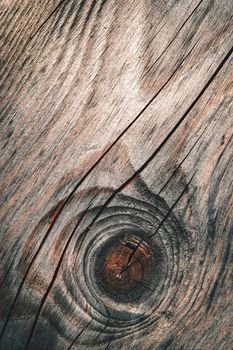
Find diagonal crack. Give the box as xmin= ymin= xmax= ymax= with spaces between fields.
xmin=0 ymin=39 xmax=231 ymax=349
xmin=67 ymin=318 xmax=93 ymax=350
xmin=22 ymin=45 xmax=233 ymax=347
xmin=141 ymin=0 xmax=205 ymax=79
xmin=150 ymin=172 xmax=196 ymax=239
xmin=26 ymin=0 xmax=69 ymax=45
xmin=0 ymin=37 xmax=195 ymax=343
xmin=23 ymin=193 xmax=99 ymax=350
xmin=158 ymin=123 xmax=210 ymax=194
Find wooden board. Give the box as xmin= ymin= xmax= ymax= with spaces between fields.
xmin=0 ymin=0 xmax=232 ymax=349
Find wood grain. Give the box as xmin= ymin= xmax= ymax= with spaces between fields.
xmin=0 ymin=0 xmax=232 ymax=349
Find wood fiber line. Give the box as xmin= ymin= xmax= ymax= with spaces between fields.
xmin=141 ymin=0 xmax=205 ymax=79
xmin=1 ymin=22 xmax=231 ymax=342
xmin=0 ymin=0 xmax=232 ymax=349
xmin=3 ymin=49 xmax=232 ymax=349
xmin=0 ymin=0 xmax=64 ymax=78
xmin=0 ymin=0 xmax=231 ymax=246
xmin=0 ymin=44 xmax=187 ymax=331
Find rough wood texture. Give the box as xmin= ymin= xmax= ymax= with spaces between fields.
xmin=0 ymin=0 xmax=232 ymax=349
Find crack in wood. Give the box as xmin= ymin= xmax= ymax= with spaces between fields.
xmin=1 ymin=1 xmax=232 ymax=348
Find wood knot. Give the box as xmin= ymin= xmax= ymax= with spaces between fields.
xmin=103 ymin=250 xmax=143 ymax=292
xmin=96 ymin=235 xmax=154 ymax=297
xmin=91 ymin=231 xmax=162 ymax=306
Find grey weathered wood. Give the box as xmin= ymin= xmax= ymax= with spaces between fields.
xmin=0 ymin=0 xmax=232 ymax=349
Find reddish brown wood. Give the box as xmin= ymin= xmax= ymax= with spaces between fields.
xmin=0 ymin=0 xmax=232 ymax=349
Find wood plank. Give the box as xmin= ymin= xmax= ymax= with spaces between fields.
xmin=0 ymin=0 xmax=232 ymax=349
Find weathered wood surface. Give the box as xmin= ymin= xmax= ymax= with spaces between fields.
xmin=0 ymin=0 xmax=232 ymax=349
